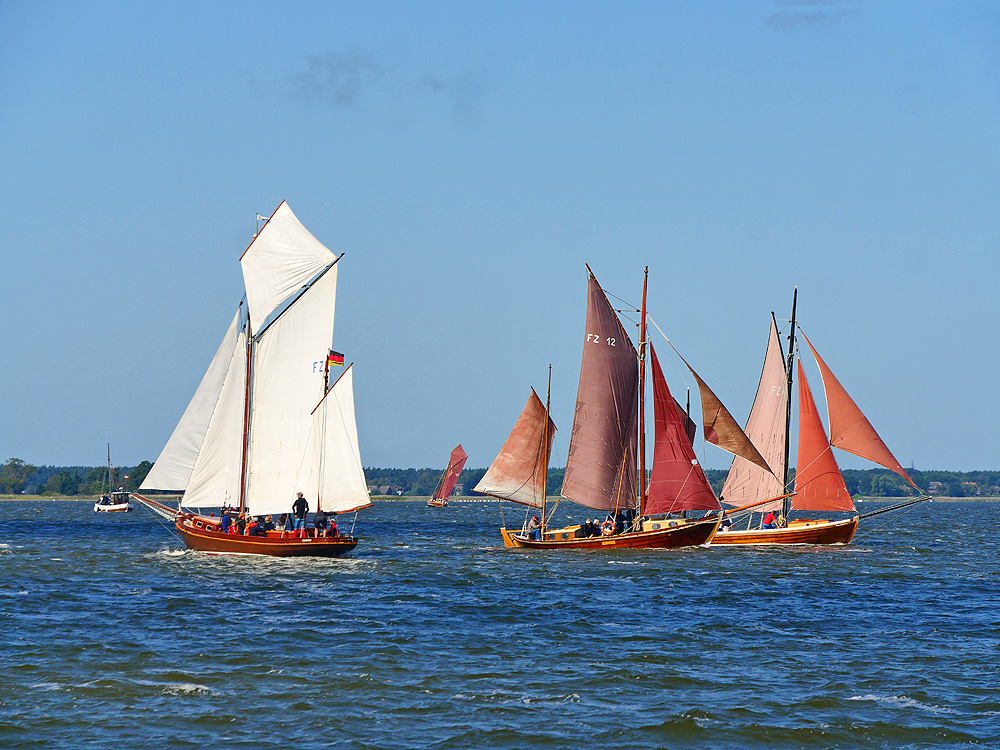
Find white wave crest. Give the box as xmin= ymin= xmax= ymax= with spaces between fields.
xmin=849 ymin=694 xmax=957 ymax=715
xmin=161 ymin=682 xmax=216 ymax=695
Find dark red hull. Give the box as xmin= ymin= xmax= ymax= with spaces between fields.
xmin=502 ymin=516 xmax=719 ymax=550
xmin=175 ymin=515 xmax=358 ymax=557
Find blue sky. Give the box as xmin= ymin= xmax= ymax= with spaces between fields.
xmin=2 ymin=1 xmax=998 ymax=472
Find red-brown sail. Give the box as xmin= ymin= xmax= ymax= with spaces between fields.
xmin=671 ymin=347 xmax=773 ymax=475
xmin=474 ymin=390 xmax=556 ymax=507
xmin=561 ymin=271 xmax=638 ymax=512
xmin=793 ymin=361 xmax=855 ymax=512
xmin=433 ymin=444 xmax=469 ymax=501
xmin=645 ymin=345 xmax=721 ymax=514
xmin=800 ymin=332 xmax=919 ymax=492
xmin=721 ymin=318 xmax=787 ymax=509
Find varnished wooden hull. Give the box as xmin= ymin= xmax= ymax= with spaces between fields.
xmin=175 ymin=515 xmax=358 ymax=557
xmin=709 ymin=516 xmax=858 ymax=546
xmin=427 ymin=499 xmax=448 ymax=507
xmin=501 ymin=516 xmax=720 ymax=550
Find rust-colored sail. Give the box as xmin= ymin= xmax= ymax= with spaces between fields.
xmin=721 ymin=318 xmax=787 ymax=509
xmin=645 ymin=345 xmax=720 ymax=514
xmin=672 ymin=348 xmax=773 ymax=475
xmin=561 ymin=271 xmax=638 ymax=512
xmin=474 ymin=390 xmax=556 ymax=507
xmin=433 ymin=444 xmax=469 ymax=501
xmin=793 ymin=361 xmax=855 ymax=512
xmin=800 ymin=332 xmax=919 ymax=492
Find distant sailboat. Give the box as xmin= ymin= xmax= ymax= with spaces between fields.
xmin=477 ymin=266 xmax=730 ymax=550
xmin=132 ymin=202 xmax=371 ymax=556
xmin=427 ymin=444 xmax=468 ymax=507
xmin=712 ymin=290 xmax=925 ymax=546
xmin=94 ymin=444 xmax=133 ymax=513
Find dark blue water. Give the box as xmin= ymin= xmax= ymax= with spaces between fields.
xmin=1 ymin=499 xmax=997 ymax=749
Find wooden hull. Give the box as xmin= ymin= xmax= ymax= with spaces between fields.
xmin=501 ymin=516 xmax=720 ymax=550
xmin=427 ymin=499 xmax=448 ymax=507
xmin=175 ymin=515 xmax=358 ymax=557
xmin=710 ymin=516 xmax=858 ymax=546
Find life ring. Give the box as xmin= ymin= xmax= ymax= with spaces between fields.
xmin=601 ymin=520 xmax=615 ymax=536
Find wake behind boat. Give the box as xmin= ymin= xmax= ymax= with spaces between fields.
xmin=132 ymin=201 xmax=371 ymax=556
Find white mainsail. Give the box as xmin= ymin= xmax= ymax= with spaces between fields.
xmin=293 ymin=365 xmax=372 ymax=514
xmin=143 ymin=202 xmax=367 ymax=520
xmin=182 ymin=325 xmax=248 ymax=509
xmin=140 ymin=310 xmax=244 ymax=492
xmin=244 ymin=263 xmax=339 ymax=517
xmin=240 ymin=201 xmax=337 ymax=333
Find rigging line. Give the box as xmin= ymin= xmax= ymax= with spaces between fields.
xmin=604 ymin=289 xmax=639 ymax=312
xmin=861 ymin=498 xmax=927 ymax=532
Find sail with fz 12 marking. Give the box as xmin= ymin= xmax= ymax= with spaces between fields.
xmin=561 ymin=271 xmax=638 ymax=512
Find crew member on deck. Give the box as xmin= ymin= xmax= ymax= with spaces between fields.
xmin=220 ymin=509 xmax=232 ymax=534
xmin=327 ymin=514 xmax=339 ymax=538
xmin=313 ymin=508 xmax=327 ymax=538
xmin=526 ymin=515 xmax=541 ymax=540
xmin=762 ymin=511 xmax=777 ymax=529
xmin=292 ymin=492 xmax=309 ymax=538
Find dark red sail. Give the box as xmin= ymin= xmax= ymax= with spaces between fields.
xmin=433 ymin=444 xmax=469 ymax=501
xmin=645 ymin=345 xmax=721 ymax=514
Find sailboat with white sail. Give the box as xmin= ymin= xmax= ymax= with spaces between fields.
xmin=132 ymin=201 xmax=371 ymax=556
xmin=712 ymin=290 xmax=925 ymax=546
xmin=427 ymin=444 xmax=468 ymax=507
xmin=94 ymin=444 xmax=133 ymax=513
xmin=477 ymin=266 xmax=738 ymax=550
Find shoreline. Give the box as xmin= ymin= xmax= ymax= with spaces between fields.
xmin=2 ymin=495 xmax=998 ymax=504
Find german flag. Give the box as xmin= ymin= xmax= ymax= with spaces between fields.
xmin=327 ymin=351 xmax=345 ymax=367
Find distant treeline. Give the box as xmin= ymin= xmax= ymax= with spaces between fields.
xmin=2 ymin=457 xmax=997 ymax=499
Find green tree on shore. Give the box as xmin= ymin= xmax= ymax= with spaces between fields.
xmin=0 ymin=458 xmax=36 ymax=494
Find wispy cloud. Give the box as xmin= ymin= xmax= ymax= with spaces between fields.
xmin=766 ymin=0 xmax=848 ymax=31
xmin=291 ymin=47 xmax=384 ymax=107
xmin=289 ymin=46 xmax=484 ymax=129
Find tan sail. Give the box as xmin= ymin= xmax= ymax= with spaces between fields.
xmin=720 ymin=317 xmax=787 ymax=509
xmin=474 ymin=389 xmax=556 ymax=507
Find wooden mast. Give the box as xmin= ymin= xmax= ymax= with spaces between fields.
xmin=638 ymin=266 xmax=648 ymax=518
xmin=781 ymin=287 xmax=798 ymax=520
xmin=540 ymin=364 xmax=551 ymax=534
xmin=238 ymin=312 xmax=253 ymax=515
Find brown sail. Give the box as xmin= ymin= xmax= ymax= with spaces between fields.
xmin=561 ymin=271 xmax=639 ymax=512
xmin=474 ymin=389 xmax=556 ymax=507
xmin=670 ymin=346 xmax=773 ymax=474
xmin=800 ymin=332 xmax=919 ymax=492
xmin=793 ymin=361 xmax=855 ymax=512
xmin=645 ymin=345 xmax=721 ymax=514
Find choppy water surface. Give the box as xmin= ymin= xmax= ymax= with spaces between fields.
xmin=1 ymin=499 xmax=998 ymax=749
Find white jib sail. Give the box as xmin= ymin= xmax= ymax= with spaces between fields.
xmin=293 ymin=366 xmax=372 ymax=514
xmin=141 ymin=310 xmax=243 ymax=492
xmin=240 ymin=202 xmax=338 ymax=333
xmin=244 ymin=264 xmax=338 ymax=517
xmin=181 ymin=326 xmax=248 ymax=509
